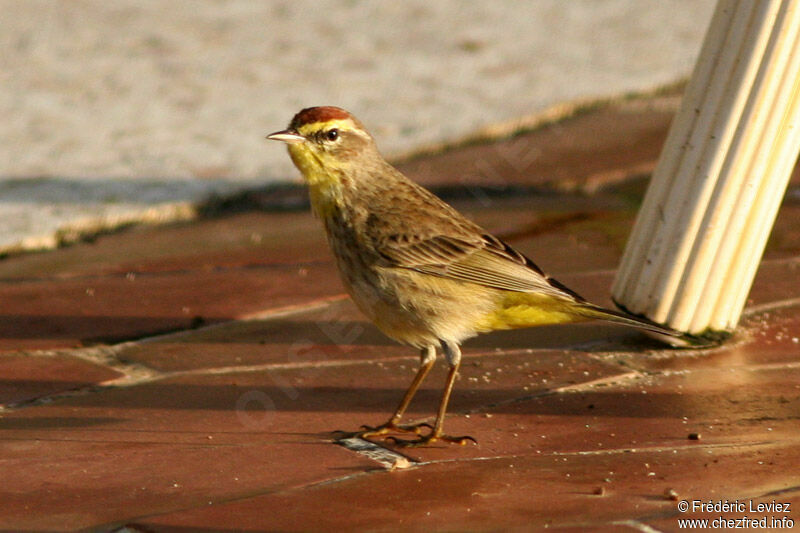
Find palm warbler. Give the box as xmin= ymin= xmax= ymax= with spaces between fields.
xmin=268 ymin=106 xmax=680 ymax=446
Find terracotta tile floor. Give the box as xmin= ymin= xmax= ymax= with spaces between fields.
xmin=1 ymin=96 xmax=799 ymax=531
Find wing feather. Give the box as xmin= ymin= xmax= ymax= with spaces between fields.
xmin=374 ymin=231 xmax=583 ymax=301
xmin=361 ymin=177 xmax=584 ymax=302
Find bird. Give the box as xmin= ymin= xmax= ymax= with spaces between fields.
xmin=267 ymin=106 xmax=682 ymax=446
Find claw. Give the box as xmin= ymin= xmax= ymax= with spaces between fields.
xmin=333 ymin=419 xmax=434 ymax=441
xmin=334 ymin=420 xmax=477 ymax=447
xmin=453 ymin=435 xmax=478 ymax=445
xmin=386 ymin=433 xmax=478 ymax=448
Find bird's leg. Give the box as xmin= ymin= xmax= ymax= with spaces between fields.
xmin=388 ymin=340 xmax=476 ymax=447
xmin=335 ymin=345 xmax=436 ymax=440
xmin=378 ymin=344 xmax=437 ymax=434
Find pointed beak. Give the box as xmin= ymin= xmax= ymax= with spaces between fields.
xmin=266 ymin=129 xmax=305 ymax=144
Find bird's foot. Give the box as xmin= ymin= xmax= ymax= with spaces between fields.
xmin=386 ymin=432 xmax=477 ymax=448
xmin=332 ymin=420 xmax=432 ymax=441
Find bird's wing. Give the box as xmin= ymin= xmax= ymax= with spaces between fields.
xmin=362 ymin=175 xmax=584 ymax=301
xmin=372 ymin=228 xmax=584 ymax=302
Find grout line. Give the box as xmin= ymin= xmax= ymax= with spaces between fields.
xmin=168 ymin=354 xmax=415 ymax=378
xmin=98 ymin=460 xmax=386 ymax=532
xmin=239 ymin=294 xmax=349 ymax=321
xmin=0 ymin=259 xmax=334 ymax=284
xmin=554 ymin=440 xmax=779 ymax=457
xmin=133 ymin=293 xmax=348 ymax=346
xmin=418 ymin=439 xmax=786 ymax=469
xmin=4 ymin=269 xmax=796 ymax=412
xmin=456 ymin=370 xmax=643 ymax=417
xmin=315 ymin=438 xmax=795 ymax=497
xmin=760 ymin=484 xmax=800 ymax=497
xmin=551 ymin=371 xmax=643 ymax=393
xmin=651 ymin=360 xmax=800 ymax=376
xmin=743 ymin=296 xmax=800 ymax=316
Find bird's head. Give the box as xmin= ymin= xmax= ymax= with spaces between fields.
xmin=267 ymin=106 xmax=379 ymax=186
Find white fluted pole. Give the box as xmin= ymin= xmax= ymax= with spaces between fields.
xmin=612 ymin=0 xmax=800 ymax=338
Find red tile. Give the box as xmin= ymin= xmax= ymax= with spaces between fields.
xmin=114 ymin=297 xmax=408 ymax=372
xmin=397 ymin=99 xmax=676 ymax=191
xmin=0 ymin=211 xmax=329 ymax=280
xmin=0 ymin=437 xmax=373 ymax=532
xmin=0 ymin=93 xmax=798 ymax=532
xmin=0 ymin=346 xmax=630 ymax=530
xmin=0 ymin=260 xmax=342 ymax=353
xmin=133 ymin=442 xmax=800 ymax=532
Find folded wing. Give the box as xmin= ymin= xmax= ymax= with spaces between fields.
xmin=372 ymin=229 xmax=585 ymax=302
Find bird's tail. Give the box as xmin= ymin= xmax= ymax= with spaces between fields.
xmin=483 ymin=291 xmax=702 ymax=346
xmin=576 ymin=302 xmax=693 ymax=345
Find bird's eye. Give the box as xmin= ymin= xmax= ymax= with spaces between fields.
xmin=325 ymin=129 xmax=339 ymax=142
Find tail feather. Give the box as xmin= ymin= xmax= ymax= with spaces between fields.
xmin=578 ymin=303 xmax=681 ymax=338
xmin=578 ymin=301 xmax=716 ymax=348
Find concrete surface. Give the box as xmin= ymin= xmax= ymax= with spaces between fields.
xmin=1 ymin=0 xmax=716 ymax=252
